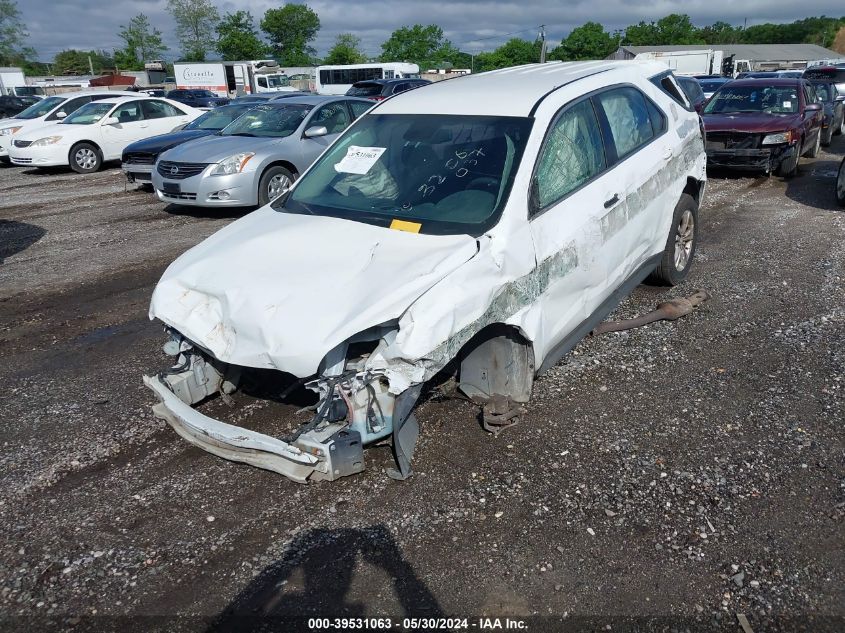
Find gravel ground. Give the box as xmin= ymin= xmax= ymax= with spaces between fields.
xmin=0 ymin=139 xmax=843 ymax=633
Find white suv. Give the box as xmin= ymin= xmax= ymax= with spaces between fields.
xmin=144 ymin=60 xmax=707 ymax=483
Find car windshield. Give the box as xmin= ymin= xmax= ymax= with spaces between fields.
xmin=347 ymin=83 xmax=383 ymax=97
xmin=266 ymin=75 xmax=289 ymax=88
xmin=185 ymin=104 xmax=254 ymax=130
xmin=220 ymin=104 xmax=311 ymax=138
xmin=14 ymin=96 xmax=64 ymax=119
xmin=280 ymin=114 xmax=533 ymax=236
xmin=704 ymin=85 xmax=799 ymax=114
xmin=699 ymin=79 xmax=728 ymax=92
xmin=62 ymin=102 xmax=114 ymax=125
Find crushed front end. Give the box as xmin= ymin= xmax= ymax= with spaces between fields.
xmin=705 ymin=131 xmax=796 ymax=173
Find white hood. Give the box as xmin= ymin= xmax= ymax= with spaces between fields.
xmin=150 ymin=207 xmax=478 ymax=377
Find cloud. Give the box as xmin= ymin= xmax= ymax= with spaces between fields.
xmin=18 ymin=0 xmax=845 ymax=62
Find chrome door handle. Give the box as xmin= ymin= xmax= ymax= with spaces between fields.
xmin=604 ymin=194 xmax=620 ymax=208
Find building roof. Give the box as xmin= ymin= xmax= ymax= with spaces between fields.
xmin=616 ymin=44 xmax=841 ymax=62
xmin=376 ymin=60 xmax=669 ymax=117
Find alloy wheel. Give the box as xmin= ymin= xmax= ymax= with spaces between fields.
xmin=267 ymin=173 xmax=291 ymax=200
xmin=674 ymin=209 xmax=695 ymax=271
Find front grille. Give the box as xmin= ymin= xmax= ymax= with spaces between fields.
xmin=157 ymin=161 xmax=209 ymax=180
xmin=13 ymin=139 xmax=32 ymax=148
xmin=159 ymin=190 xmax=197 ymax=201
xmin=123 ymin=152 xmax=156 ymax=165
xmin=705 ymin=132 xmax=761 ymax=150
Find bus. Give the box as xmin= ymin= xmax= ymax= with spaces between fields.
xmin=315 ymin=62 xmax=420 ymax=95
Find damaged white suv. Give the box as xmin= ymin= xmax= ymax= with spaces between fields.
xmin=144 ymin=61 xmax=706 ymax=483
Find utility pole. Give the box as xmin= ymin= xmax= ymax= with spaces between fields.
xmin=539 ymin=24 xmax=547 ymax=64
xmin=88 ymin=55 xmax=95 ymax=75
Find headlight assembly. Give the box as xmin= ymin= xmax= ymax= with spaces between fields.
xmin=211 ymin=152 xmax=255 ymax=175
xmin=31 ymin=136 xmax=63 ymax=147
xmin=761 ymin=131 xmax=794 ymax=145
xmin=0 ymin=126 xmax=22 ymax=136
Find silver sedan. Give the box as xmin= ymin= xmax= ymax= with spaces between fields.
xmin=152 ymin=95 xmax=373 ymax=207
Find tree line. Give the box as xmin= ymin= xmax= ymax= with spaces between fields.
xmin=0 ymin=0 xmax=842 ymax=77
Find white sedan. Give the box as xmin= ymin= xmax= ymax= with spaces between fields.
xmin=8 ymin=96 xmax=203 ymax=173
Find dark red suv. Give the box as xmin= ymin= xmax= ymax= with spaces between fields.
xmin=702 ymin=78 xmax=823 ymax=177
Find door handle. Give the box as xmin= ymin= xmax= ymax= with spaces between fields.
xmin=604 ymin=194 xmax=620 ymax=208
xmin=662 ymin=146 xmax=674 ymax=160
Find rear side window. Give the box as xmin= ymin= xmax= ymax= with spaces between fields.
xmin=595 ymin=87 xmax=655 ymax=159
xmin=651 ymin=74 xmax=691 ymax=109
xmin=534 ymin=99 xmax=606 ymax=210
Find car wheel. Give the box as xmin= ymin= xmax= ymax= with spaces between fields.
xmin=836 ymin=158 xmax=845 ymax=208
xmin=258 ymin=166 xmax=295 ymax=206
xmin=776 ymin=150 xmax=799 ymax=178
xmin=821 ymin=125 xmax=834 ymax=147
xmin=649 ymin=193 xmax=698 ymax=286
xmin=69 ymin=142 xmax=102 ymax=174
xmin=837 ymin=113 xmax=845 ymax=136
xmin=804 ymin=131 xmax=820 ymax=158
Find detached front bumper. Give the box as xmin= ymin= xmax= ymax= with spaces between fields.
xmin=144 ymin=374 xmax=363 ymax=483
xmin=122 ymin=162 xmax=154 ymax=183
xmin=706 ymin=144 xmax=795 ymax=172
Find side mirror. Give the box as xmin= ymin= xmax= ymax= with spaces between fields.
xmin=55 ymin=111 xmax=66 ymax=119
xmin=805 ymin=103 xmax=822 ymax=112
xmin=835 ymin=95 xmax=845 ymax=102
xmin=102 ymin=116 xmax=120 ymax=126
xmin=303 ymin=125 xmax=328 ymax=138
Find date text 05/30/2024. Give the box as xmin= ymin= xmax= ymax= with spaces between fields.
xmin=308 ymin=617 xmax=528 ymax=630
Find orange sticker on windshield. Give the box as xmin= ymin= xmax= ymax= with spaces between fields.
xmin=390 ymin=219 xmax=421 ymax=233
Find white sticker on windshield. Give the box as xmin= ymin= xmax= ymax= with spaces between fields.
xmin=333 ymin=146 xmax=386 ymax=175
xmin=782 ymin=101 xmax=792 ymax=109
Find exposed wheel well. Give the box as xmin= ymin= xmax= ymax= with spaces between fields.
xmin=457 ymin=323 xmax=535 ymax=403
xmin=683 ymin=176 xmax=704 ymax=205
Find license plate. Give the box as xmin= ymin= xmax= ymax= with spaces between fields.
xmin=163 ymin=182 xmax=181 ymax=194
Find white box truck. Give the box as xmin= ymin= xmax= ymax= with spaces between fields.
xmin=633 ymin=50 xmax=724 ymax=76
xmin=173 ymin=60 xmax=296 ymax=97
xmin=0 ymin=67 xmax=45 ymax=97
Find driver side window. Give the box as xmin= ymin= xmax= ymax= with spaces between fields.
xmin=112 ymin=102 xmax=143 ymax=123
xmin=310 ymin=102 xmax=351 ymax=135
xmin=533 ymin=99 xmax=606 ymax=212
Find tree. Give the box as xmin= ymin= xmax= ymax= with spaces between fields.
xmin=0 ymin=0 xmax=35 ymax=66
xmin=474 ymin=38 xmax=542 ymax=72
xmin=114 ymin=14 xmax=167 ymax=71
xmin=261 ymin=4 xmax=320 ymax=66
xmin=167 ymin=0 xmax=220 ymax=62
xmin=323 ymin=33 xmax=367 ymax=65
xmin=379 ymin=24 xmax=449 ymax=68
xmin=550 ymin=22 xmax=619 ymax=61
xmin=653 ymin=14 xmax=705 ymax=45
xmin=53 ymin=49 xmax=114 ymax=75
xmin=697 ymin=21 xmax=743 ymax=45
xmin=216 ymin=10 xmax=266 ymax=60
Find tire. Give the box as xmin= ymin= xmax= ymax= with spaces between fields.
xmin=836 ymin=158 xmax=845 ymax=208
xmin=257 ymin=165 xmax=295 ymax=206
xmin=804 ymin=131 xmax=820 ymax=158
xmin=649 ymin=193 xmax=698 ymax=286
xmin=69 ymin=142 xmax=102 ymax=174
xmin=837 ymin=112 xmax=845 ymax=136
xmin=776 ymin=150 xmax=799 ymax=178
xmin=821 ymin=126 xmax=834 ymax=147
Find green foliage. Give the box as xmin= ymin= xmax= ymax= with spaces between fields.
xmin=167 ymin=0 xmax=220 ymax=62
xmin=216 ymin=11 xmax=267 ymax=61
xmin=623 ymin=14 xmax=704 ymax=46
xmin=261 ymin=4 xmax=320 ymax=66
xmin=0 ymin=0 xmax=33 ymax=66
xmin=550 ymin=21 xmax=619 ymax=60
xmin=697 ymin=21 xmax=744 ymax=45
xmin=379 ymin=24 xmax=462 ymax=69
xmin=474 ymin=38 xmax=542 ymax=72
xmin=741 ymin=16 xmax=844 ymax=48
xmin=323 ymin=33 xmax=367 ymax=65
xmin=114 ymin=14 xmax=167 ymax=71
xmin=53 ymin=49 xmax=115 ymax=75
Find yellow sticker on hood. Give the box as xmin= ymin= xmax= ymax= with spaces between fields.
xmin=390 ymin=219 xmax=422 ymax=233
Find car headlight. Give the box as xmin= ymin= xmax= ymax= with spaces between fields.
xmin=761 ymin=131 xmax=793 ymax=145
xmin=211 ymin=152 xmax=255 ymax=175
xmin=0 ymin=126 xmax=22 ymax=136
xmin=31 ymin=136 xmax=63 ymax=147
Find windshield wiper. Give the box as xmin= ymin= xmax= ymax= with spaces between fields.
xmin=227 ymin=132 xmax=256 ymax=137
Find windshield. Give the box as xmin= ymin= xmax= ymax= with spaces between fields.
xmin=704 ymin=85 xmax=799 ymax=114
xmin=185 ymin=104 xmax=254 ymax=130
xmin=14 ymin=96 xmax=65 ymax=119
xmin=266 ymin=75 xmax=290 ymax=88
xmin=699 ymin=79 xmax=729 ymax=92
xmin=280 ymin=114 xmax=533 ymax=235
xmin=220 ymin=104 xmax=311 ymax=138
xmin=347 ymin=83 xmax=383 ymax=97
xmin=62 ymin=102 xmax=113 ymax=125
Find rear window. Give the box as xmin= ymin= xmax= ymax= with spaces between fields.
xmin=347 ymin=83 xmax=384 ymax=97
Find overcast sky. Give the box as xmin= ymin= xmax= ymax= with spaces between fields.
xmin=19 ymin=0 xmax=845 ymax=62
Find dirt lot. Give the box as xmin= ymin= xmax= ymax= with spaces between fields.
xmin=1 ymin=142 xmax=843 ymax=632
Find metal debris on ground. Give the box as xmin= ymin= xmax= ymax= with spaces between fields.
xmin=481 ymin=394 xmax=526 ymax=436
xmin=592 ymin=290 xmax=712 ymax=335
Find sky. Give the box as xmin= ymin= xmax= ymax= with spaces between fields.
xmin=18 ymin=0 xmax=845 ymax=62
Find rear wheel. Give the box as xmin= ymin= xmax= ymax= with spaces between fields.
xmin=821 ymin=126 xmax=834 ymax=147
xmin=69 ymin=142 xmax=102 ymax=174
xmin=836 ymin=158 xmax=845 ymax=208
xmin=649 ymin=193 xmax=698 ymax=286
xmin=257 ymin=166 xmax=295 ymax=206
